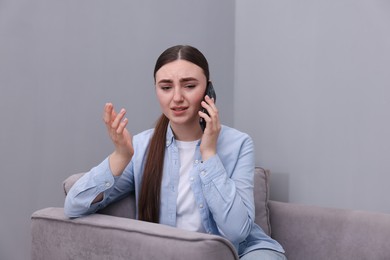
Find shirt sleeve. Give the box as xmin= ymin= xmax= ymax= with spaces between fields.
xmin=64 ymin=157 xmax=133 ymax=218
xmin=198 ymin=135 xmax=255 ymax=244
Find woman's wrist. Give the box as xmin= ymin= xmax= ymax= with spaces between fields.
xmin=109 ymin=150 xmax=132 ymax=176
xmin=201 ymin=149 xmax=216 ymax=162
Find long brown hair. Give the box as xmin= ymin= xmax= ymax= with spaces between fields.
xmin=138 ymin=45 xmax=210 ymax=223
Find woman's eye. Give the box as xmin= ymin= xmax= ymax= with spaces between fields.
xmin=185 ymin=84 xmax=196 ymax=89
xmin=161 ymin=86 xmax=171 ymax=91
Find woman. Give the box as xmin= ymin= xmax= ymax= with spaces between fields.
xmin=64 ymin=45 xmax=286 ymax=259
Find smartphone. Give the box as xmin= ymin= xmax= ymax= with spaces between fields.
xmin=199 ymin=81 xmax=217 ymax=132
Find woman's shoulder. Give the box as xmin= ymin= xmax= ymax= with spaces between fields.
xmin=132 ymin=128 xmax=155 ymax=147
xmin=219 ymin=125 xmax=253 ymax=147
xmin=220 ymin=125 xmax=252 ymax=139
xmin=130 ymin=128 xmax=155 ymax=158
xmin=217 ymin=125 xmax=254 ymax=165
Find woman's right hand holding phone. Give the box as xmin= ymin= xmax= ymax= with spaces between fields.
xmin=103 ymin=103 xmax=134 ymax=176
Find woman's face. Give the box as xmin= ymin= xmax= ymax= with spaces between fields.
xmin=155 ymin=59 xmax=207 ymax=129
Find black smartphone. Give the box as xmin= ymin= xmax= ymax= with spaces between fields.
xmin=199 ymin=81 xmax=217 ymax=132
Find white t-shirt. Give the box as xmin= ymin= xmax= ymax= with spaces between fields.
xmin=175 ymin=139 xmax=205 ymax=233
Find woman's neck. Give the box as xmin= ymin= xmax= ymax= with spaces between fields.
xmin=170 ymin=122 xmax=202 ymax=141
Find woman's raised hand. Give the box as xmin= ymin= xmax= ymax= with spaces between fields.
xmin=103 ymin=103 xmax=134 ymax=176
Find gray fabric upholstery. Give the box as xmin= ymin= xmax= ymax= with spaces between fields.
xmin=253 ymin=167 xmax=271 ymax=236
xmin=31 ymin=207 xmax=238 ymax=260
xmin=269 ymin=201 xmax=390 ymax=260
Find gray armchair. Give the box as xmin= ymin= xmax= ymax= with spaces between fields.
xmin=31 ymin=168 xmax=270 ymax=260
xmin=31 ymin=168 xmax=390 ymax=260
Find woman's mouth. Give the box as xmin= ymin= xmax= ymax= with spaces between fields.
xmin=172 ymin=106 xmax=187 ymax=111
xmin=171 ymin=106 xmax=188 ymax=115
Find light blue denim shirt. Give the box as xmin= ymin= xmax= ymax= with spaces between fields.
xmin=64 ymin=125 xmax=284 ymax=256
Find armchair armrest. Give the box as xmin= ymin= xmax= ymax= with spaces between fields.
xmin=268 ymin=200 xmax=390 ymax=260
xmin=31 ymin=207 xmax=238 ymax=260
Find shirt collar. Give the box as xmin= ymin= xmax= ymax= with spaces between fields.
xmin=165 ymin=123 xmax=175 ymax=147
xmin=165 ymin=123 xmax=202 ymax=147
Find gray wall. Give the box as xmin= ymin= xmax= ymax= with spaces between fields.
xmin=0 ymin=1 xmax=235 ymax=259
xmin=235 ymin=1 xmax=390 ymax=212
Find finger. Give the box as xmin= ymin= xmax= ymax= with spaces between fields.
xmin=201 ymin=100 xmax=218 ymax=119
xmin=204 ymin=95 xmax=217 ymax=111
xmin=205 ymin=95 xmax=216 ymax=104
xmin=198 ymin=110 xmax=209 ymax=120
xmin=116 ymin=117 xmax=128 ymax=134
xmin=103 ymin=103 xmax=115 ymax=125
xmin=198 ymin=110 xmax=212 ymax=127
xmin=111 ymin=108 xmax=126 ymax=129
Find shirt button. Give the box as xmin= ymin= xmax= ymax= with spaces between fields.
xmin=166 ymin=141 xmax=170 ymax=146
xmin=199 ymin=204 xmax=204 ymax=208
xmin=195 ymin=160 xmax=199 ymax=164
xmin=201 ymin=171 xmax=206 ymax=176
xmin=190 ymin=177 xmax=194 ymax=182
xmin=105 ymin=182 xmax=111 ymax=187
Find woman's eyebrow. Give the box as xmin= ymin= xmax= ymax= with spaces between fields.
xmin=180 ymin=77 xmax=198 ymax=83
xmin=157 ymin=79 xmax=173 ymax=84
xmin=157 ymin=77 xmax=198 ymax=84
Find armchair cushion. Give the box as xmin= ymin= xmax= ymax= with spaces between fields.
xmin=253 ymin=167 xmax=271 ymax=236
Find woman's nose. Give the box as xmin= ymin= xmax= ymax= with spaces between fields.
xmin=173 ymin=88 xmax=184 ymax=102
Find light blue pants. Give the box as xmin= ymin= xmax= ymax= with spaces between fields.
xmin=240 ymin=249 xmax=287 ymax=260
